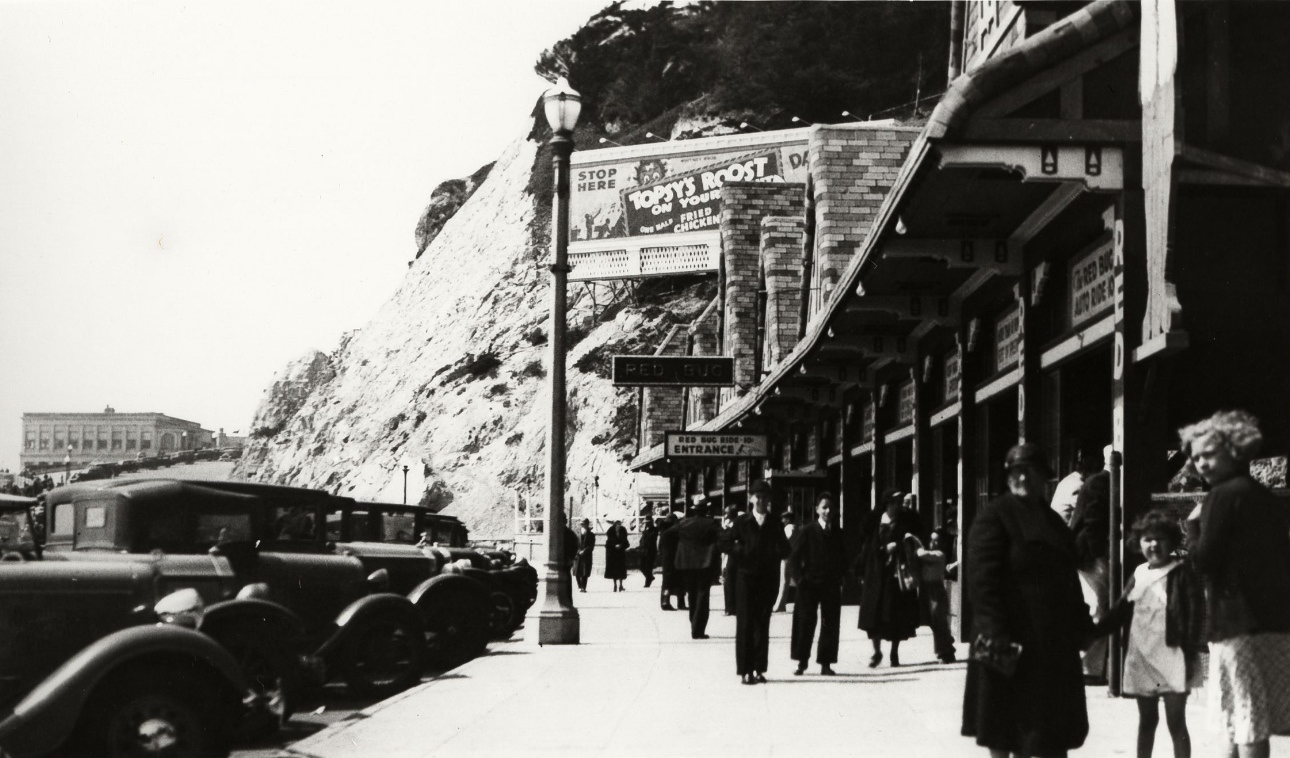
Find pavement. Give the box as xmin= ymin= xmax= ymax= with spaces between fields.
xmin=284 ymin=578 xmax=1282 ymax=758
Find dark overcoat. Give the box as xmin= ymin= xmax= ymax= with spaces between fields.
xmin=961 ymin=492 xmax=1091 ymax=756
xmin=604 ymin=524 xmax=629 ymax=580
xmin=574 ymin=529 xmax=595 ymax=579
xmin=855 ymin=508 xmax=921 ymax=640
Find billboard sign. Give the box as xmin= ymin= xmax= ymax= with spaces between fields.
xmin=570 ymin=129 xmax=810 ymax=244
xmin=665 ymin=432 xmax=769 ymax=460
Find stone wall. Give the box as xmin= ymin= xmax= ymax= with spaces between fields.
xmin=809 ymin=125 xmax=919 ymax=314
xmin=761 ymin=216 xmax=805 ymax=369
xmin=640 ymin=325 xmax=687 ymax=449
xmin=687 ymin=299 xmax=721 ymax=425
xmin=720 ymin=182 xmax=805 ymax=406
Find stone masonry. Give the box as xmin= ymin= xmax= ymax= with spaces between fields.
xmin=687 ymin=299 xmax=721 ymax=426
xmin=720 ymin=182 xmax=805 ymax=407
xmin=809 ymin=124 xmax=920 ymax=314
xmin=761 ymin=216 xmax=805 ymax=369
xmin=640 ymin=325 xmax=687 ymax=449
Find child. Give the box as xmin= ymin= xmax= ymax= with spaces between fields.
xmin=905 ymin=528 xmax=957 ymax=663
xmin=1095 ymin=508 xmax=1206 ymax=758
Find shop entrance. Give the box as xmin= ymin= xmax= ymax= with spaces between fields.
xmin=974 ymin=387 xmax=1019 ymax=508
xmin=1048 ymin=343 xmax=1113 ymax=478
xmin=883 ymin=439 xmax=914 ymax=499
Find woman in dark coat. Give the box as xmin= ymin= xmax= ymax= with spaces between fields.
xmin=856 ymin=489 xmax=923 ymax=667
xmin=573 ymin=519 xmax=595 ymax=592
xmin=962 ymin=443 xmax=1091 ymax=758
xmin=604 ymin=519 xmax=629 ymax=591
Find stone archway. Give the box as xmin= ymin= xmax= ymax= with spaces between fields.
xmin=160 ymin=432 xmax=176 ymax=451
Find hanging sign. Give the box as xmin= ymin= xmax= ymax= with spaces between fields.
xmin=898 ymin=381 xmax=916 ymax=426
xmin=612 ymin=356 xmax=735 ymax=386
xmin=943 ymin=350 xmax=961 ymax=403
xmin=1069 ymin=241 xmax=1115 ymax=327
xmin=665 ymin=433 xmax=769 ymax=459
xmin=995 ymin=307 xmax=1022 ymax=371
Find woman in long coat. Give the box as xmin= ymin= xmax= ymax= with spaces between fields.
xmin=856 ymin=489 xmax=923 ymax=667
xmin=604 ymin=519 xmax=629 ymax=591
xmin=573 ymin=519 xmax=595 ymax=592
xmin=962 ymin=443 xmax=1090 ymax=758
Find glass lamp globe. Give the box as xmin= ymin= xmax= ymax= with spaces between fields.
xmin=543 ymin=77 xmax=582 ymax=134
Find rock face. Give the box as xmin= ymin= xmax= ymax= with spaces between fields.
xmin=238 ymin=119 xmax=712 ymax=538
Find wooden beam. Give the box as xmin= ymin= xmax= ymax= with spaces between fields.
xmin=1178 ymin=145 xmax=1290 ymax=189
xmin=960 ymin=118 xmax=1140 ymax=144
xmin=1011 ymin=182 xmax=1085 ymax=243
xmin=976 ymin=27 xmax=1139 ymax=118
xmin=938 ymin=144 xmax=1123 ymax=191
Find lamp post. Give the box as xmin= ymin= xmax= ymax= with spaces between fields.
xmin=402 ymin=465 xmax=410 ymax=505
xmin=527 ymin=77 xmax=582 ymax=645
xmin=64 ymin=445 xmax=72 ymax=485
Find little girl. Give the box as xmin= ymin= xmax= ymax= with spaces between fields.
xmin=1096 ymin=508 xmax=1206 ymax=758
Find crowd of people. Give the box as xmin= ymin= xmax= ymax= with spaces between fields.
xmin=560 ymin=409 xmax=1289 ymax=757
xmin=1 ymin=473 xmax=55 ymax=497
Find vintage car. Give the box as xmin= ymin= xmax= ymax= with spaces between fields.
xmin=0 ymin=559 xmax=274 ymax=758
xmin=0 ymin=494 xmax=38 ymax=560
xmin=41 ymin=480 xmax=486 ymax=670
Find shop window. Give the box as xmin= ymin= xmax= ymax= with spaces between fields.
xmin=111 ymin=431 xmax=123 ymax=451
xmin=53 ymin=433 xmax=65 ymax=449
xmin=39 ymin=433 xmax=49 ymax=450
xmin=97 ymin=430 xmax=108 ymax=450
xmin=24 ymin=432 xmax=35 ymax=450
xmin=141 ymin=432 xmax=153 ymax=450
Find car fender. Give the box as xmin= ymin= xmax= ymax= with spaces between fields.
xmin=200 ymin=597 xmax=306 ymax=641
xmin=315 ymin=592 xmax=424 ymax=658
xmin=0 ymin=625 xmax=247 ymax=758
xmin=407 ymin=571 xmax=489 ymax=610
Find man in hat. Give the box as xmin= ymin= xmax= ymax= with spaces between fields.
xmin=674 ymin=498 xmax=721 ymax=639
xmin=725 ymin=480 xmax=790 ymax=684
xmin=658 ymin=513 xmax=685 ymax=611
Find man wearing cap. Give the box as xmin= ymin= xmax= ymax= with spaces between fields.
xmin=791 ymin=491 xmax=847 ymax=676
xmin=724 ymin=480 xmax=791 ymax=684
xmin=674 ymin=499 xmax=721 ymax=639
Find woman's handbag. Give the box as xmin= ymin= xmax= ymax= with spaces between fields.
xmin=895 ymin=555 xmax=918 ymax=593
xmin=970 ymin=634 xmax=1023 ymax=676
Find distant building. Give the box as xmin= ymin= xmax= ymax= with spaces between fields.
xmin=21 ymin=406 xmax=213 ymax=470
xmin=214 ymin=428 xmax=246 ymax=450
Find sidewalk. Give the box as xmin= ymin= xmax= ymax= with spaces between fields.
xmin=286 ymin=579 xmax=1266 ymax=758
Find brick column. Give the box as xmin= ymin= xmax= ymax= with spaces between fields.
xmin=640 ymin=326 xmax=686 ymax=448
xmin=760 ymin=216 xmax=805 ymax=368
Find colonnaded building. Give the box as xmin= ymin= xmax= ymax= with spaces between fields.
xmin=565 ymin=0 xmax=1290 ymax=668
xmin=21 ymin=406 xmax=214 ymax=469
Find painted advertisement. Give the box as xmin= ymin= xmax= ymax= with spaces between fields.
xmin=569 ymin=131 xmax=810 ymax=243
xmin=621 ymin=151 xmax=780 ymax=237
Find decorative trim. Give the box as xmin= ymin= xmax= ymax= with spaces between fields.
xmin=1132 ymin=330 xmax=1190 ymax=363
xmin=973 ymin=366 xmax=1023 ymax=404
xmin=850 ymin=442 xmax=875 ymax=457
xmin=930 ymin=402 xmax=963 ymax=428
xmin=827 ymin=453 xmax=844 ymax=467
xmin=884 ymin=425 xmax=916 ymax=444
xmin=1039 ymin=314 xmax=1115 ymax=369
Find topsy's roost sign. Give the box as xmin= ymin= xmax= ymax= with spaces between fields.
xmin=622 ymin=150 xmax=780 ymax=236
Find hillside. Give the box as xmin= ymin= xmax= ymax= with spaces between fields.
xmin=237 ymin=2 xmax=950 ymax=538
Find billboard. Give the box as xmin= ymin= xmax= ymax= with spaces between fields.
xmin=570 ymin=129 xmax=810 ymax=244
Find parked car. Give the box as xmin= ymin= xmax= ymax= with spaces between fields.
xmin=40 ymin=480 xmax=469 ymax=674
xmin=0 ymin=558 xmax=277 ymax=758
xmin=0 ymin=495 xmax=38 ymax=561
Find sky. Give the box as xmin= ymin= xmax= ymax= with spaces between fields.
xmin=0 ymin=0 xmax=612 ymax=472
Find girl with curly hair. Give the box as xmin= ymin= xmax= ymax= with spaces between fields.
xmin=1182 ymin=410 xmax=1290 ymax=758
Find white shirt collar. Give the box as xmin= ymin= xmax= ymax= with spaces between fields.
xmin=752 ymin=510 xmax=766 ymax=526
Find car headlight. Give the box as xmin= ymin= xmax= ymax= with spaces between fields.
xmin=155 ymin=588 xmax=205 ymax=629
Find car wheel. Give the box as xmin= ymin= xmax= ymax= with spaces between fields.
xmin=76 ymin=665 xmax=231 ymax=758
xmin=340 ymin=615 xmax=426 ymax=699
xmin=207 ymin=629 xmax=297 ymax=740
xmin=420 ymin=582 xmax=489 ymax=669
xmin=487 ymin=589 xmax=518 ymax=639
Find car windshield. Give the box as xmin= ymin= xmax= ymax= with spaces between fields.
xmin=195 ymin=512 xmax=254 ymax=545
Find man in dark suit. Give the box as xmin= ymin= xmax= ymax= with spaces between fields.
xmin=724 ymin=480 xmax=790 ymax=684
xmin=657 ymin=513 xmax=685 ymax=611
xmin=1069 ymin=446 xmax=1109 ymax=683
xmin=674 ymin=499 xmax=720 ymax=639
xmin=790 ymin=491 xmax=847 ymax=676
xmin=638 ymin=516 xmax=658 ymax=588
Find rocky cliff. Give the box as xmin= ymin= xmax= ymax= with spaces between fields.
xmin=238 ymin=121 xmax=712 ymax=537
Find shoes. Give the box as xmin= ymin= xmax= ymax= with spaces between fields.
xmin=868 ymin=652 xmax=882 ymax=668
xmin=741 ymin=673 xmax=754 ymax=685
xmin=693 ymin=634 xmax=710 ymax=640
xmin=939 ymin=654 xmax=957 ymax=664
xmin=579 ymin=588 xmax=586 ymax=593
xmin=754 ymin=672 xmax=767 ymax=684
xmin=821 ymin=665 xmax=836 ymax=676
xmin=890 ymin=653 xmax=901 ymax=667
xmin=794 ymin=665 xmax=805 ymax=676
xmin=661 ymin=604 xmax=675 ymax=611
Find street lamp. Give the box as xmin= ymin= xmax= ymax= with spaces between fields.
xmin=527 ymin=77 xmax=582 ymax=646
xmin=402 ymin=465 xmax=410 ymax=505
xmin=64 ymin=445 xmax=71 ymax=485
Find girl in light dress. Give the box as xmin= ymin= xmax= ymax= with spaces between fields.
xmin=1095 ymin=508 xmax=1206 ymax=758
